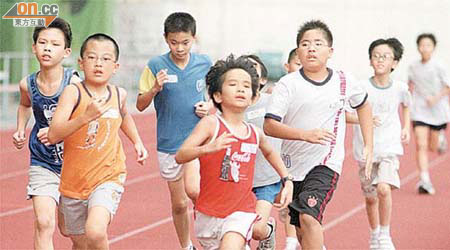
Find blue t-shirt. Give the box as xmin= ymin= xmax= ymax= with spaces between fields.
xmin=28 ymin=68 xmax=76 ymax=174
xmin=139 ymin=52 xmax=212 ymax=153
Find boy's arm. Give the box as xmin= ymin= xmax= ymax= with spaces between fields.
xmin=426 ymin=86 xmax=450 ymax=107
xmin=355 ymin=101 xmax=374 ymax=179
xmin=175 ymin=116 xmax=235 ymax=164
xmin=12 ymin=78 xmax=32 ymax=149
xmin=119 ymin=87 xmax=148 ymax=165
xmin=136 ymin=69 xmax=168 ymax=111
xmin=256 ymin=127 xmax=293 ymax=209
xmin=48 ymin=85 xmax=109 ymax=144
xmin=401 ymin=104 xmax=411 ymax=144
xmin=345 ymin=111 xmax=359 ymax=124
xmin=264 ymin=118 xmax=335 ymax=145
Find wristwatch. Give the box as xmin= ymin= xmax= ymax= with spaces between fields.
xmin=281 ymin=174 xmax=294 ymax=187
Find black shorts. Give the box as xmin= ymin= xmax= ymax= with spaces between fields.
xmin=288 ymin=165 xmax=339 ymax=227
xmin=413 ymin=121 xmax=447 ymax=131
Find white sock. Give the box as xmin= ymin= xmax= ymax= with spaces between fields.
xmin=286 ymin=236 xmax=298 ymax=245
xmin=182 ymin=241 xmax=193 ymax=250
xmin=420 ymin=171 xmax=430 ymax=183
xmin=371 ymin=225 xmax=380 ymax=237
xmin=380 ymin=225 xmax=390 ymax=237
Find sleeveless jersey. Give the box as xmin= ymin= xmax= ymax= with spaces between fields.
xmin=196 ymin=115 xmax=259 ymax=218
xmin=28 ymin=68 xmax=76 ymax=174
xmin=59 ymin=82 xmax=126 ymax=199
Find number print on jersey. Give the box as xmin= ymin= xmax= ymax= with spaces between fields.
xmin=282 ymin=154 xmax=292 ymax=168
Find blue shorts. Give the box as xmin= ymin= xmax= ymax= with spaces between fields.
xmin=252 ymin=181 xmax=282 ymax=204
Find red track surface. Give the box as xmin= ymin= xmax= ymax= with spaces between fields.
xmin=1 ymin=113 xmax=449 ymax=249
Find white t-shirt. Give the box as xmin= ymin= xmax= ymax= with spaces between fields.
xmin=408 ymin=58 xmax=450 ymax=125
xmin=352 ymin=78 xmax=411 ymax=162
xmin=266 ymin=68 xmax=367 ymax=181
xmin=245 ymin=93 xmax=282 ymax=187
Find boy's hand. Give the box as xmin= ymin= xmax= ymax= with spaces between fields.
xmin=362 ymin=146 xmax=373 ymax=180
xmin=12 ymin=130 xmax=26 ymax=149
xmin=134 ymin=142 xmax=148 ymax=166
xmin=152 ymin=69 xmax=169 ymax=93
xmin=37 ymin=127 xmax=51 ymax=146
xmin=401 ymin=127 xmax=410 ymax=144
xmin=83 ymin=97 xmax=110 ymax=122
xmin=274 ymin=181 xmax=293 ymax=209
xmin=373 ymin=115 xmax=382 ymax=127
xmin=303 ymin=129 xmax=335 ymax=145
xmin=205 ymin=132 xmax=237 ymax=154
xmin=194 ymin=101 xmax=210 ymax=118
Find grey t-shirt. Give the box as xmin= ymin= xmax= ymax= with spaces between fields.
xmin=245 ymin=93 xmax=281 ymax=187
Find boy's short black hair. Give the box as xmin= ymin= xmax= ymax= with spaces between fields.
xmin=80 ymin=33 xmax=120 ymax=61
xmin=33 ymin=17 xmax=72 ymax=48
xmin=416 ymin=33 xmax=436 ymax=46
xmin=206 ymin=54 xmax=259 ymax=112
xmin=296 ymin=20 xmax=333 ymax=47
xmin=369 ymin=38 xmax=404 ymax=61
xmin=242 ymin=54 xmax=268 ymax=79
xmin=287 ymin=48 xmax=297 ymax=63
xmin=164 ymin=12 xmax=196 ymax=36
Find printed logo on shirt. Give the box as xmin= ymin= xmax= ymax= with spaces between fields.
xmin=241 ymin=143 xmax=257 ymax=154
xmin=101 ymin=108 xmax=120 ymax=119
xmin=43 ymin=103 xmax=58 ymax=124
xmin=246 ymin=108 xmax=266 ymax=120
xmin=307 ymin=195 xmax=318 ymax=207
xmin=196 ymin=79 xmax=205 ymax=92
xmin=329 ymin=98 xmax=345 ymax=111
xmin=231 ymin=152 xmax=252 ymax=163
xmin=167 ymin=74 xmax=178 ymax=83
xmin=282 ymin=154 xmax=291 ymax=168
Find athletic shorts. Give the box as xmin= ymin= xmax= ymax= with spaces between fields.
xmin=358 ymin=157 xmax=400 ymax=197
xmin=26 ymin=165 xmax=60 ymax=203
xmin=413 ymin=121 xmax=447 ymax=131
xmin=289 ymin=165 xmax=339 ymax=227
xmin=59 ymin=182 xmax=124 ymax=235
xmin=194 ymin=210 xmax=258 ymax=250
xmin=157 ymin=151 xmax=184 ymax=181
xmin=252 ymin=181 xmax=282 ymax=204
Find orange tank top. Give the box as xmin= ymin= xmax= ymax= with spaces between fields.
xmin=60 ymin=82 xmax=126 ymax=199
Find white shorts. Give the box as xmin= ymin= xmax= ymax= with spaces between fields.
xmin=194 ymin=211 xmax=259 ymax=250
xmin=59 ymin=182 xmax=124 ymax=235
xmin=358 ymin=156 xmax=401 ymax=197
xmin=157 ymin=151 xmax=184 ymax=181
xmin=27 ymin=165 xmax=60 ymax=203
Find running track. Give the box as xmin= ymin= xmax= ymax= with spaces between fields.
xmin=1 ymin=113 xmax=449 ymax=249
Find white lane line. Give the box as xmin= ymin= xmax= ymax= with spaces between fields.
xmin=323 ymin=153 xmax=449 ymax=231
xmin=0 ymin=170 xmax=28 ymax=180
xmin=109 ymin=210 xmax=193 ymax=244
xmin=0 ymin=172 xmax=160 ymax=218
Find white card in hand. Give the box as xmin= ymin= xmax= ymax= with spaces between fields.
xmin=167 ymin=74 xmax=178 ymax=83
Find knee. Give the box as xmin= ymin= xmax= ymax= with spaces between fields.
xmin=185 ymin=188 xmax=199 ymax=202
xmin=377 ymin=184 xmax=391 ymax=199
xmin=365 ymin=196 xmax=378 ymax=206
xmin=171 ymin=198 xmax=189 ymax=215
xmin=252 ymin=222 xmax=268 ymax=240
xmin=85 ymin=225 xmax=107 ymax=243
xmin=299 ymin=214 xmax=321 ymax=232
xmin=35 ymin=214 xmax=55 ymax=233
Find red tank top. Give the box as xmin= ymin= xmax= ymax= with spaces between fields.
xmin=196 ymin=115 xmax=259 ymax=218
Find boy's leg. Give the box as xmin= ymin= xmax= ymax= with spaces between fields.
xmin=358 ymin=161 xmax=380 ymax=231
xmin=252 ymin=200 xmax=272 ymax=240
xmin=429 ymin=125 xmax=446 ymax=152
xmin=32 ymin=196 xmax=57 ymax=250
xmin=168 ymin=178 xmax=192 ymax=249
xmin=183 ymin=159 xmax=200 ymax=203
xmin=158 ymin=152 xmax=193 ymax=248
xmin=377 ymin=183 xmax=392 ymax=228
xmin=413 ymin=124 xmax=436 ymax=194
xmin=289 ymin=166 xmax=338 ymax=250
xmin=220 ymin=232 xmax=246 ymax=250
xmin=85 ymin=206 xmax=110 ymax=249
xmin=27 ymin=165 xmax=61 ymax=250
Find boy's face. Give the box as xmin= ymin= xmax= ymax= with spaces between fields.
xmin=213 ymin=68 xmax=254 ymax=111
xmin=296 ymin=29 xmax=333 ymax=73
xmin=165 ymin=32 xmax=195 ymax=61
xmin=370 ymin=44 xmax=398 ymax=76
xmin=284 ymin=55 xmax=302 ymax=73
xmin=78 ymin=40 xmax=119 ymax=85
xmin=418 ymin=37 xmax=435 ymax=61
xmin=32 ymin=28 xmax=71 ymax=68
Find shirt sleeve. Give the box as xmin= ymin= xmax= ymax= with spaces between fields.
xmin=437 ymin=61 xmax=450 ymax=87
xmin=399 ymin=81 xmax=412 ymax=107
xmin=138 ymin=65 xmax=156 ymax=95
xmin=407 ymin=64 xmax=415 ymax=84
xmin=346 ymin=73 xmax=367 ymax=109
xmin=265 ymin=78 xmax=292 ymax=122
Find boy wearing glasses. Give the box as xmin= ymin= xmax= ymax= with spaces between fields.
xmin=264 ymin=20 xmax=374 ymax=249
xmin=347 ymin=38 xmax=411 ymax=250
xmin=48 ymin=33 xmax=148 ymax=249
